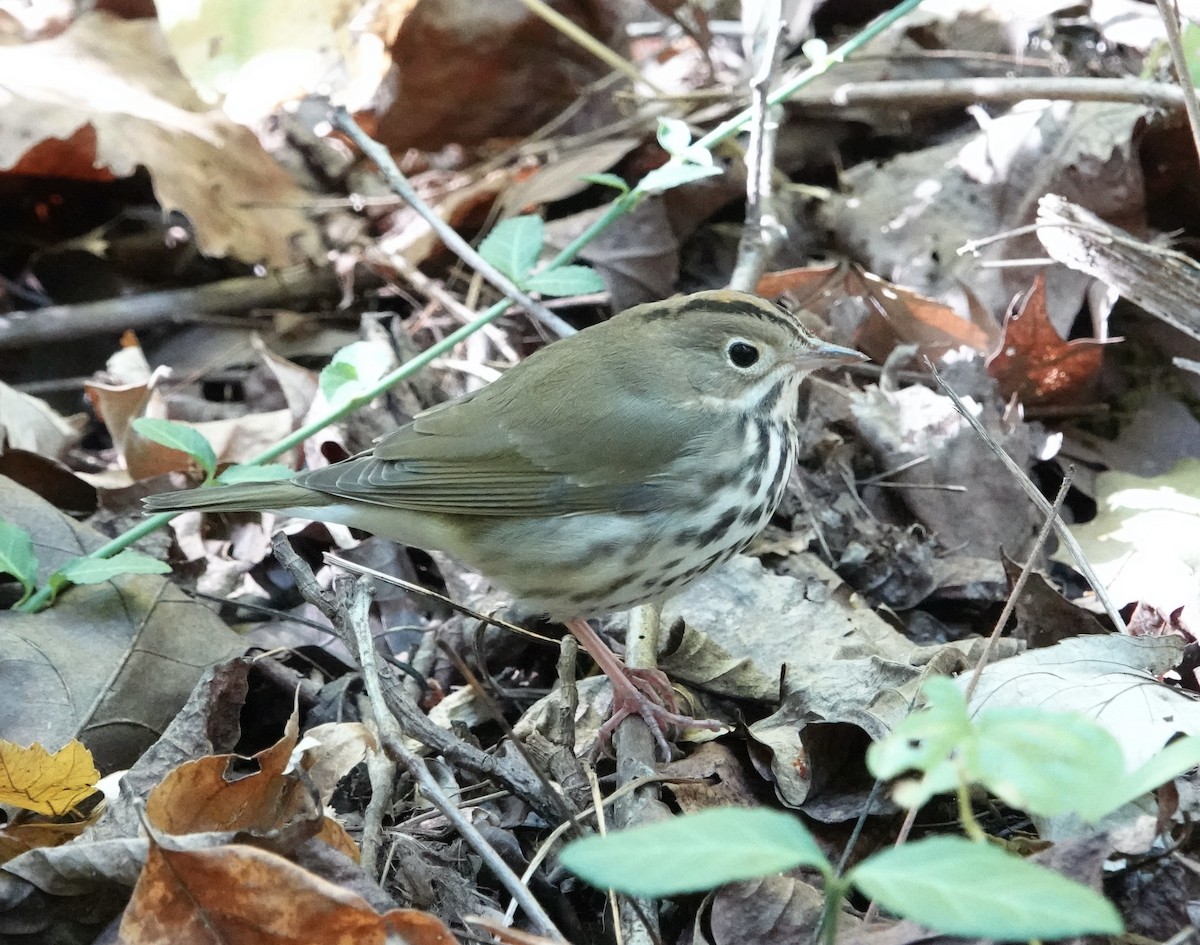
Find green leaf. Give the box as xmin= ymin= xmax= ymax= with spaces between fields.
xmin=54 ymin=551 xmax=171 ymax=588
xmin=217 ymin=463 xmax=294 ymax=484
xmin=560 ymin=807 xmax=832 ymax=897
xmin=477 ymin=215 xmax=544 ymax=282
xmin=580 ymin=172 xmax=629 ymax=194
xmin=525 ymin=265 xmax=605 ymax=298
xmin=638 ymin=160 xmax=722 ymax=195
xmin=131 ymin=417 xmax=218 ymax=481
xmin=867 ymin=676 xmax=974 ymax=808
xmin=849 ymin=837 xmax=1122 ymax=940
xmin=656 ymin=117 xmax=693 ymax=155
xmin=974 ymin=709 xmax=1126 ymax=820
xmin=1101 ymin=735 xmax=1200 ymax=817
xmin=319 ymin=341 xmax=395 ymax=408
xmin=0 ymin=521 xmax=39 ymax=604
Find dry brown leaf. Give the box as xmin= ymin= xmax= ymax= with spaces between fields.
xmin=0 ymin=12 xmax=322 ymax=266
xmin=986 ymin=274 xmax=1112 ymax=407
xmin=757 ymin=264 xmax=996 ymax=361
xmin=119 ymin=837 xmax=460 ymax=945
xmin=0 ymin=817 xmax=91 ymax=864
xmin=0 ymin=739 xmax=100 ymax=817
xmin=145 ymin=706 xmax=317 ymax=837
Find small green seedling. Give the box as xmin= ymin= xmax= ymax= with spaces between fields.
xmin=563 ymin=677 xmax=1200 ymax=940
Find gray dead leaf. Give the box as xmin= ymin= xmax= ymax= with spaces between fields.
xmin=820 ymin=100 xmax=1146 ymax=325
xmin=499 ymin=137 xmax=641 ymax=213
xmin=697 ymin=873 xmax=828 ymax=945
xmin=661 ymin=554 xmax=912 ymax=681
xmin=850 ymin=383 xmax=1039 ymax=564
xmin=0 ymin=380 xmax=80 ymax=458
xmin=0 ymin=476 xmax=242 ymax=771
xmin=748 ymin=656 xmax=924 ymax=809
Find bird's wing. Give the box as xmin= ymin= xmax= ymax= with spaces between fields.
xmin=295 ymin=341 xmax=716 ymax=516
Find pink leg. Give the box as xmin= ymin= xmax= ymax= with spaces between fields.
xmin=564 ymin=618 xmax=723 ymax=757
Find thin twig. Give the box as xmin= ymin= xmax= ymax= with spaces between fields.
xmin=730 ymin=7 xmax=785 ymax=292
xmin=331 ymin=107 xmax=577 ymax=339
xmin=613 ymin=603 xmax=665 ymax=945
xmin=1153 ymin=0 xmax=1200 ymax=164
xmin=0 ymin=267 xmax=343 ymax=349
xmin=962 ymin=471 xmax=1073 ymax=703
xmin=325 ymin=552 xmax=559 ymax=644
xmin=371 ymin=246 xmax=517 ymax=357
xmin=358 ymin=710 xmax=396 ymax=878
xmin=516 ymin=0 xmax=665 ymax=95
xmin=333 ymin=566 xmax=565 ymax=938
xmin=785 ymin=75 xmax=1185 ymax=112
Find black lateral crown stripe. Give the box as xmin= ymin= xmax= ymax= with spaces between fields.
xmin=671 ymin=297 xmax=797 ymax=333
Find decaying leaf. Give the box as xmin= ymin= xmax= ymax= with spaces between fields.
xmin=121 ymin=836 xmax=460 ymax=945
xmin=758 ymin=263 xmax=996 ymax=361
xmin=0 ymin=739 xmax=99 ymax=817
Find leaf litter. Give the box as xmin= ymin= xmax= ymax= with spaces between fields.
xmin=1 ymin=0 xmax=1200 ymax=942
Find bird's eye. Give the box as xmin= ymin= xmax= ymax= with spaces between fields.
xmin=727 ymin=340 xmax=760 ymax=368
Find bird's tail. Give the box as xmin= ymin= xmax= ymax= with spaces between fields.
xmin=143 ymin=481 xmax=325 ymax=513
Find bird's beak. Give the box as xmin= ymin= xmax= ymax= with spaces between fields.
xmin=810 ymin=340 xmax=869 ymax=364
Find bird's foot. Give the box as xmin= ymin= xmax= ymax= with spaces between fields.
xmin=596 ymin=665 xmax=724 ymax=759
xmin=563 ymin=617 xmax=723 ymax=759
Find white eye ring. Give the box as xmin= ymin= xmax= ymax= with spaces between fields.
xmin=726 ymin=339 xmax=760 ymax=368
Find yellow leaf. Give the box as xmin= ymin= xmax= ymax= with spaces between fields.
xmin=0 ymin=740 xmax=100 ymax=817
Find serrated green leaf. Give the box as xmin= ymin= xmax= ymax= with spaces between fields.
xmin=850 ymin=837 xmax=1122 ymax=940
xmin=560 ymin=807 xmax=832 ymax=897
xmin=0 ymin=520 xmax=38 ymax=604
xmin=638 ymin=160 xmax=723 ymax=195
xmin=975 ymin=709 xmax=1125 ymax=820
xmin=580 ymin=172 xmax=629 ymax=194
xmin=319 ymin=341 xmax=394 ymax=408
xmin=477 ymin=215 xmax=544 ymax=281
xmin=217 ymin=463 xmax=294 ymax=484
xmin=525 ymin=266 xmax=605 ymax=298
xmin=131 ymin=417 xmax=218 ymax=480
xmin=656 ymin=117 xmax=692 ymax=155
xmin=54 ymin=551 xmax=171 ymax=587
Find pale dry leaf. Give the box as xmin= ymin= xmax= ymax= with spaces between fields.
xmin=0 ymin=12 xmax=322 ymax=266
xmin=157 ymin=0 xmax=415 ymax=122
xmin=0 ymin=381 xmax=80 ymax=458
xmin=964 ymin=634 xmax=1191 ymax=772
xmin=1052 ymin=459 xmax=1200 ymax=617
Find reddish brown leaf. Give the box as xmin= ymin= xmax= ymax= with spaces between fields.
xmin=986 ymin=275 xmax=1111 ymax=407
xmin=119 ymin=838 xmax=460 ymax=945
xmin=145 ymin=707 xmax=322 ymax=844
xmin=757 ymin=264 xmax=996 ymax=361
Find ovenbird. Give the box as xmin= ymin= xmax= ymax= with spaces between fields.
xmin=146 ymin=289 xmax=865 ymax=751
